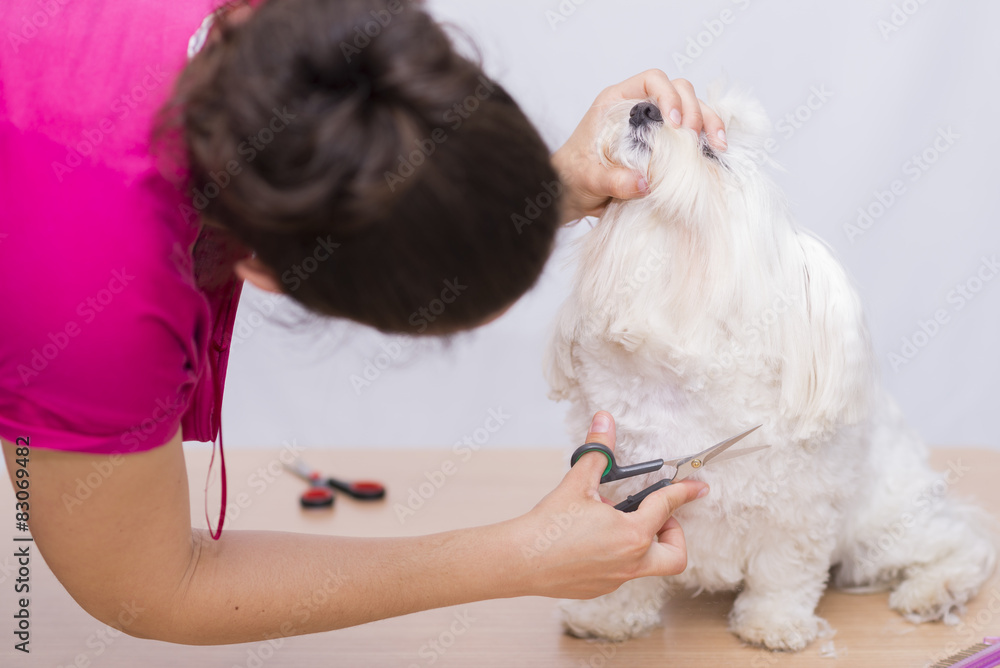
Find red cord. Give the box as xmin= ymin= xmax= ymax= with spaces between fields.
xmin=204 ymin=280 xmax=235 ymax=541
xmin=204 ymin=355 xmax=227 ymax=540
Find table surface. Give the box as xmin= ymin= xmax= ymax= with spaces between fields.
xmin=1 ymin=445 xmax=998 ymax=668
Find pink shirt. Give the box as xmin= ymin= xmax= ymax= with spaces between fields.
xmin=0 ymin=0 xmax=241 ymax=455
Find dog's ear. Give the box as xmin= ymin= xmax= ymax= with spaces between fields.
xmin=706 ymin=82 xmax=773 ymax=151
xmin=544 ymin=307 xmax=581 ymax=402
xmin=778 ymin=232 xmax=876 ymax=438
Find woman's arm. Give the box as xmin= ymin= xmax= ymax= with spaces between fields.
xmin=554 ymin=69 xmax=728 ymax=223
xmin=1 ymin=412 xmax=706 ymax=645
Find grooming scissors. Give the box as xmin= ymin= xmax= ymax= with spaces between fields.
xmin=570 ymin=425 xmax=767 ymax=512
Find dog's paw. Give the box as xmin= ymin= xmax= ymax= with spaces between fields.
xmin=889 ymin=570 xmax=976 ymax=625
xmin=890 ymin=537 xmax=997 ymax=625
xmin=559 ymin=597 xmax=661 ymax=642
xmin=729 ymin=594 xmax=827 ymax=651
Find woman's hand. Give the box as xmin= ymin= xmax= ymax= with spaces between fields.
xmin=509 ymin=411 xmax=708 ymax=599
xmin=552 ymin=69 xmax=727 ymax=223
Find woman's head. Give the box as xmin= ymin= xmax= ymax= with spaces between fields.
xmin=160 ymin=0 xmax=563 ymax=335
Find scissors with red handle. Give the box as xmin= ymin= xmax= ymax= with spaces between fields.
xmin=570 ymin=425 xmax=767 ymax=512
xmin=285 ymin=459 xmax=386 ymax=509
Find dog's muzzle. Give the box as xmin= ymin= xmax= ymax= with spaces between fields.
xmin=629 ymin=102 xmax=663 ymax=129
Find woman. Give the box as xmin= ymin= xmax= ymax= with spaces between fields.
xmin=0 ymin=0 xmax=726 ymax=644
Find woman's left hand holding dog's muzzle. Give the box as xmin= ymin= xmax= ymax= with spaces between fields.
xmin=552 ymin=70 xmax=727 ymax=223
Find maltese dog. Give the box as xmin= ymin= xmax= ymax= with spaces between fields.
xmin=545 ymin=86 xmax=996 ymax=650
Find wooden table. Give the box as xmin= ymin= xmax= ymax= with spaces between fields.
xmin=2 ymin=446 xmax=998 ymax=667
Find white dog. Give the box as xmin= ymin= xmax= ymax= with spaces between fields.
xmin=545 ymin=86 xmax=997 ymax=650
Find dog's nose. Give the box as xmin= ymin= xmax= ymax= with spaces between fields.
xmin=629 ymin=102 xmax=663 ymax=128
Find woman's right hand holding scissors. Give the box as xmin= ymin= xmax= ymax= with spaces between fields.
xmin=506 ymin=411 xmax=709 ymax=599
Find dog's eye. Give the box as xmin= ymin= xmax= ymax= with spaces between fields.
xmin=699 ymin=135 xmax=720 ymax=163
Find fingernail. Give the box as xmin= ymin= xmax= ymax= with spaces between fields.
xmin=697 ymin=486 xmax=710 ymax=499
xmin=669 ymin=108 xmax=682 ymax=126
xmin=637 ymin=176 xmax=649 ymax=194
xmin=590 ymin=412 xmax=611 ymax=434
xmin=716 ymin=129 xmax=727 ymax=149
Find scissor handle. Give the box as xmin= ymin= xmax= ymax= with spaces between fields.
xmin=570 ymin=443 xmax=665 ymax=484
xmin=326 ymin=478 xmax=386 ymax=501
xmin=569 ymin=443 xmax=617 ymax=482
xmin=614 ymin=479 xmax=672 ymax=513
xmin=571 ymin=443 xmax=615 ymax=481
xmin=300 ymin=486 xmax=335 ymax=508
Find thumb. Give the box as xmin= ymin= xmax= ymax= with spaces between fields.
xmin=567 ymin=411 xmax=617 ymax=493
xmin=601 ymin=168 xmax=649 ymax=201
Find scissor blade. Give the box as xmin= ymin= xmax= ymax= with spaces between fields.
xmin=708 ymin=444 xmax=771 ymax=465
xmin=283 ymin=459 xmax=315 ymax=482
xmin=671 ymin=425 xmax=764 ymax=482
xmin=697 ymin=425 xmax=763 ymax=466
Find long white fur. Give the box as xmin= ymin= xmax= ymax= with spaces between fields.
xmin=545 ymin=86 xmax=997 ymax=650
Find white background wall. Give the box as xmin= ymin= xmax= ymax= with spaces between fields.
xmin=220 ymin=0 xmax=1000 ymax=451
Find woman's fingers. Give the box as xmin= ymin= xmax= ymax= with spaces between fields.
xmin=602 ymin=69 xmax=683 ymax=127
xmin=656 ymin=515 xmax=685 ymax=550
xmin=598 ymin=69 xmax=727 ymax=151
xmin=633 ymin=479 xmax=708 ymax=537
xmin=671 ymin=78 xmax=704 ymax=132
xmin=566 ymin=411 xmax=618 ymax=496
xmin=700 ymin=99 xmax=727 ymax=151
xmin=643 ymin=516 xmax=689 ymax=575
xmin=632 ymin=482 xmax=707 ymax=576
xmin=597 ymin=166 xmax=650 ymax=202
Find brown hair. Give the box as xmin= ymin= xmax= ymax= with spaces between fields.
xmin=158 ymin=0 xmax=563 ymax=335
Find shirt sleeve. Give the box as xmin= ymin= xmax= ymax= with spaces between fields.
xmin=0 ymin=121 xmax=210 ymax=455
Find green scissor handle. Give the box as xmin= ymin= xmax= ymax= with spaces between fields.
xmin=570 ymin=443 xmax=615 ymax=480
xmin=570 ymin=443 xmax=664 ymax=484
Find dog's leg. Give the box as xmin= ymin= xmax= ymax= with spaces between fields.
xmin=728 ymin=531 xmax=834 ymax=651
xmin=833 ymin=398 xmax=998 ymax=623
xmin=838 ymin=487 xmax=997 ymax=623
xmin=559 ymin=576 xmax=676 ymax=641
xmin=888 ymin=501 xmax=997 ymax=624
